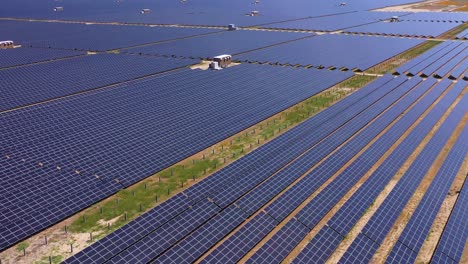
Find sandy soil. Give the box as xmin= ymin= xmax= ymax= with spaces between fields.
xmin=375 ymin=0 xmax=466 ymax=12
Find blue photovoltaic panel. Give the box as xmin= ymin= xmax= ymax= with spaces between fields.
xmin=262 ymin=11 xmax=410 ymax=31
xmin=386 ymin=124 xmax=468 ymax=263
xmin=64 ymin=192 xmax=192 ymax=263
xmin=106 ymin=200 xmax=220 ymax=264
xmin=394 ymin=41 xmax=451 ymax=75
xmin=200 ymin=211 xmax=277 ymax=264
xmin=186 ymin=75 xmax=396 ymax=205
xmin=0 ymin=0 xmax=422 ymax=26
xmin=384 ymin=241 xmax=418 ymax=264
xmin=0 ymin=20 xmax=220 ymax=51
xmin=265 ymin=77 xmax=422 ymax=222
xmin=400 ymin=12 xmax=468 ymax=23
xmin=0 ymin=64 xmax=351 ymax=251
xmin=247 ymin=218 xmax=309 ymax=263
xmin=340 ymin=92 xmax=468 ymax=263
xmin=449 ymin=60 xmax=468 ymax=80
xmin=67 ymin=74 xmax=395 ymax=263
xmin=125 ymin=30 xmax=313 ymax=59
xmin=0 ymin=47 xmax=84 ymax=69
xmin=152 ymin=205 xmax=247 ymax=264
xmin=455 ymin=29 xmax=468 ymax=39
xmin=210 ymin=76 xmax=407 ymax=210
xmin=411 ymin=42 xmax=467 ymax=77
xmin=338 ymin=233 xmax=379 ymax=264
xmin=431 ymin=251 xmax=458 ymax=264
xmin=343 ymin=21 xmax=459 ymax=38
xmin=255 ymin=77 xmax=442 ymax=263
xmin=432 ymin=49 xmax=468 ymax=78
xmin=293 ymin=226 xmax=342 ymax=264
xmin=432 ymin=168 xmax=468 ymax=263
xmin=361 ymin=92 xmax=467 ymax=243
xmin=236 ymin=35 xmax=424 ymax=70
xmin=303 ymin=80 xmax=461 ymax=262
xmin=0 ymin=53 xmax=195 ymax=111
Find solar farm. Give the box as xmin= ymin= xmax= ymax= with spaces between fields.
xmin=0 ymin=0 xmax=467 ymax=263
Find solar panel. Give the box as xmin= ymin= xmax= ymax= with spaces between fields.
xmin=247 ymin=218 xmax=309 ymax=263
xmin=200 ymin=211 xmax=277 ymax=264
xmin=153 ymin=205 xmax=247 ymax=264
xmin=292 ymin=226 xmax=342 ymax=264
xmin=300 ymin=80 xmax=461 ymax=262
xmin=236 ymin=35 xmax=424 ymax=71
xmin=0 ymin=64 xmax=352 ymax=250
xmin=431 ymin=159 xmax=468 ymax=263
xmin=0 ymin=53 xmax=196 ymax=111
xmin=106 ymin=200 xmax=220 ymax=264
xmin=340 ymin=91 xmax=468 ymax=263
xmin=265 ymin=77 xmax=423 ymax=222
xmin=0 ymin=47 xmax=84 ymax=69
xmin=386 ymin=123 xmax=468 ymax=263
xmin=343 ymin=21 xmax=459 ymax=38
xmin=0 ymin=20 xmax=220 ymax=51
xmin=125 ymin=30 xmax=313 ymax=59
xmin=66 ymin=74 xmax=394 ymax=263
xmin=261 ymin=11 xmax=411 ymax=32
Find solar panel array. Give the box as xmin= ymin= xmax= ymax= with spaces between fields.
xmin=260 ymin=11 xmax=410 ymax=31
xmin=236 ymin=34 xmax=424 ymax=71
xmin=292 ymin=80 xmax=464 ymax=263
xmin=432 ymin=161 xmax=468 ymax=264
xmin=394 ymin=40 xmax=468 ymax=79
xmin=340 ymin=91 xmax=468 ymax=263
xmin=124 ymin=30 xmax=313 ymax=59
xmin=0 ymin=0 xmax=422 ymax=26
xmin=386 ymin=123 xmax=468 ymax=263
xmin=0 ymin=20 xmax=220 ymax=51
xmin=0 ymin=64 xmax=351 ymax=250
xmin=67 ymin=69 xmax=468 ymax=263
xmin=0 ymin=47 xmax=84 ymax=69
xmin=400 ymin=12 xmax=468 ymax=23
xmin=0 ymin=53 xmax=196 ymax=111
xmin=455 ymin=29 xmax=468 ymax=40
xmin=343 ymin=21 xmax=459 ymax=38
xmin=2 ymin=0 xmax=468 ymax=262
xmin=67 ymin=75 xmax=405 ymax=263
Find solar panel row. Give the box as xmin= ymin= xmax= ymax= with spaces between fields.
xmin=264 ymin=78 xmax=422 ymax=222
xmin=386 ymin=123 xmax=468 ymax=263
xmin=431 ymin=151 xmax=468 ymax=263
xmin=343 ymin=21 xmax=459 ymax=38
xmin=183 ymin=75 xmax=395 ymax=204
xmin=0 ymin=47 xmax=84 ymax=69
xmin=213 ymin=77 xmax=418 ymax=214
xmin=340 ymin=91 xmax=468 ymax=263
xmin=236 ymin=35 xmax=424 ymax=71
xmin=0 ymin=53 xmax=196 ymax=111
xmin=395 ymin=41 xmax=467 ymax=78
xmin=106 ymin=200 xmax=220 ymax=264
xmin=400 ymin=12 xmax=468 ymax=23
xmin=448 ymin=60 xmax=468 ymax=81
xmin=153 ymin=205 xmax=248 ymax=264
xmin=0 ymin=20 xmax=220 ymax=51
xmin=200 ymin=211 xmax=277 ymax=264
xmin=198 ymin=77 xmax=426 ymax=262
xmin=261 ymin=11 xmax=410 ymax=32
xmin=0 ymin=64 xmax=352 ymax=251
xmin=124 ymin=30 xmax=313 ymax=60
xmin=291 ymin=79 xmax=462 ymax=263
xmin=0 ymin=0 xmax=423 ymax=27
xmin=67 ymin=75 xmax=398 ymax=263
xmin=455 ymin=29 xmax=468 ymax=40
xmin=251 ymin=78 xmax=445 ymax=263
